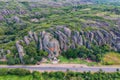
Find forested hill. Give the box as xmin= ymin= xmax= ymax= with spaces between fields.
xmin=0 ymin=0 xmax=120 ymax=65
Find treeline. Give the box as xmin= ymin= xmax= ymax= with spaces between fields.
xmin=0 ymin=68 xmax=120 ymax=80
xmin=62 ymin=45 xmax=111 ymax=62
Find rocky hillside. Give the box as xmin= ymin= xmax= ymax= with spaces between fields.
xmin=16 ymin=25 xmax=120 ymax=63
xmin=0 ymin=1 xmax=120 ymax=64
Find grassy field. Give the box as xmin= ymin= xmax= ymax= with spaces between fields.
xmin=58 ymin=56 xmax=98 ymax=66
xmin=102 ymin=52 xmax=120 ymax=65
xmin=0 ymin=75 xmax=33 ymax=80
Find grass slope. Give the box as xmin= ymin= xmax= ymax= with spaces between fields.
xmin=102 ymin=52 xmax=120 ymax=65
xmin=59 ymin=56 xmax=97 ymax=66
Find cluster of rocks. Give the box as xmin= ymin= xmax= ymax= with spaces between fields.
xmin=6 ymin=16 xmax=21 ymax=24
xmin=0 ymin=9 xmax=25 ymax=22
xmin=15 ymin=26 xmax=120 ymax=63
xmin=1 ymin=9 xmax=27 ymax=15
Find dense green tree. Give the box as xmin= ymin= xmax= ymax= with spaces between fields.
xmin=7 ymin=57 xmax=15 ymax=65
xmin=23 ymin=55 xmax=31 ymax=64
xmin=34 ymin=56 xmax=42 ymax=61
xmin=32 ymin=71 xmax=43 ymax=80
xmin=25 ymin=42 xmax=37 ymax=57
xmin=6 ymin=53 xmax=15 ymax=65
xmin=62 ymin=49 xmax=78 ymax=59
xmin=14 ymin=58 xmax=21 ymax=64
xmin=38 ymin=50 xmax=48 ymax=57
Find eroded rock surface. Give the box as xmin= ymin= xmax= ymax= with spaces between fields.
xmin=16 ymin=41 xmax=25 ymax=63
xmin=15 ymin=26 xmax=120 ymax=62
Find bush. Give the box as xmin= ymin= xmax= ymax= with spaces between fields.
xmin=62 ymin=49 xmax=78 ymax=59
xmin=49 ymin=71 xmax=65 ymax=79
xmin=7 ymin=58 xmax=15 ymax=65
xmin=0 ymin=68 xmax=8 ymax=76
xmin=38 ymin=50 xmax=48 ymax=57
xmin=62 ymin=45 xmax=111 ymax=62
xmin=32 ymin=71 xmax=42 ymax=80
xmin=8 ymin=68 xmax=31 ymax=76
xmin=34 ymin=56 xmax=42 ymax=61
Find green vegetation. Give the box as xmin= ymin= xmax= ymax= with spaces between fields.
xmin=102 ymin=52 xmax=120 ymax=65
xmin=0 ymin=1 xmax=120 ymax=65
xmin=0 ymin=68 xmax=120 ymax=80
xmin=1 ymin=1 xmax=119 ymax=49
xmin=59 ymin=56 xmax=97 ymax=66
xmin=62 ymin=45 xmax=111 ymax=63
xmin=23 ymin=41 xmax=48 ymax=64
xmin=0 ymin=68 xmax=31 ymax=76
xmin=0 ymin=75 xmax=33 ymax=80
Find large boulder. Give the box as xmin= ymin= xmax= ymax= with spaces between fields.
xmin=42 ymin=32 xmax=60 ymax=59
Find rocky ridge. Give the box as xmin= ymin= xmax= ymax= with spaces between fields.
xmin=15 ymin=26 xmax=120 ymax=62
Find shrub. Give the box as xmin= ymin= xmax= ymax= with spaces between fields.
xmin=7 ymin=58 xmax=15 ymax=65
xmin=0 ymin=68 xmax=8 ymax=75
xmin=32 ymin=71 xmax=42 ymax=80
xmin=49 ymin=71 xmax=65 ymax=79
xmin=8 ymin=68 xmax=31 ymax=76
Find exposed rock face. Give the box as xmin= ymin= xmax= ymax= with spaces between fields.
xmin=41 ymin=31 xmax=60 ymax=58
xmin=0 ymin=15 xmax=4 ymax=21
xmin=16 ymin=26 xmax=120 ymax=62
xmin=1 ymin=9 xmax=27 ymax=15
xmin=63 ymin=27 xmax=71 ymax=37
xmin=24 ymin=36 xmax=30 ymax=45
xmin=33 ymin=32 xmax=38 ymax=43
xmin=16 ymin=41 xmax=25 ymax=64
xmin=39 ymin=38 xmax=43 ymax=50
